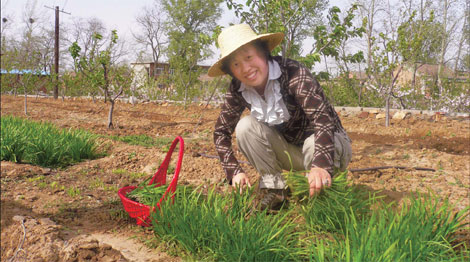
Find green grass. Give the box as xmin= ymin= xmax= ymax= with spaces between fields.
xmin=107 ymin=134 xmax=173 ymax=148
xmin=111 ymin=168 xmax=148 ymax=180
xmin=1 ymin=115 xmax=101 ymax=168
xmin=66 ymin=186 xmax=81 ymax=198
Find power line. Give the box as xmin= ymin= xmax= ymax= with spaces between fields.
xmin=63 ymin=0 xmax=69 ymax=12
xmin=44 ymin=5 xmax=71 ymax=15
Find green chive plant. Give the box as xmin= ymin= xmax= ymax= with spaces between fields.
xmin=126 ymin=181 xmax=195 ymax=207
xmin=1 ymin=115 xmax=100 ymax=167
xmin=283 ymin=168 xmax=374 ymax=235
xmin=151 ymin=186 xmax=300 ymax=261
xmin=307 ymin=192 xmax=470 ymax=261
xmin=134 ymin=173 xmax=470 ymax=261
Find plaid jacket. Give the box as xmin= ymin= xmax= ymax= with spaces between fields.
xmin=214 ymin=56 xmax=346 ymax=183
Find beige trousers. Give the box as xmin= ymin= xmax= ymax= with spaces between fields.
xmin=236 ymin=115 xmax=352 ymax=189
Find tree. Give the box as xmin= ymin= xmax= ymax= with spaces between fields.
xmin=307 ymin=5 xmax=366 ymax=106
xmin=17 ymin=1 xmax=46 ymax=114
xmin=131 ymin=2 xmax=169 ymax=100
xmin=162 ymin=0 xmax=223 ymax=106
xmin=396 ymin=0 xmax=442 ymax=88
xmin=365 ymin=0 xmax=428 ymax=126
xmin=307 ymin=5 xmax=365 ymax=72
xmin=453 ymin=5 xmax=469 ymax=74
xmin=461 ymin=53 xmax=470 ymax=72
xmin=132 ymin=3 xmax=168 ymax=65
xmin=435 ymin=0 xmax=464 ymax=93
xmin=226 ymin=0 xmax=328 ymax=59
xmin=70 ymin=30 xmax=128 ymax=129
xmin=355 ymin=0 xmax=384 ymax=73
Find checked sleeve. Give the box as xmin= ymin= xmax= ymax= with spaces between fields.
xmin=287 ymin=62 xmax=336 ymax=174
xmin=213 ymin=82 xmax=246 ymax=183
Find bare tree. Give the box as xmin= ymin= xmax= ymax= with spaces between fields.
xmin=132 ymin=2 xmax=168 ymax=65
xmin=436 ymin=0 xmax=463 ymax=92
xmin=355 ymin=0 xmax=385 ymax=71
xmin=18 ymin=0 xmax=46 ymax=114
xmin=452 ymin=3 xmax=469 ymax=75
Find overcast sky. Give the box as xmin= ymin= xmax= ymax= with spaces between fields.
xmin=1 ymin=0 xmax=350 ymax=67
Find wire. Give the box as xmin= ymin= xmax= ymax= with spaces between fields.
xmin=63 ymin=0 xmax=69 ymax=11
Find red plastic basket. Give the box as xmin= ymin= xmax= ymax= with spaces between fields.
xmin=118 ymin=136 xmax=184 ymax=227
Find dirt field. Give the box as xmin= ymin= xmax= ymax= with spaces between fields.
xmin=1 ymin=95 xmax=469 ymax=261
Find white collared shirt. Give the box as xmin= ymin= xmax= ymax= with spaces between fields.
xmin=239 ymin=60 xmax=290 ymax=126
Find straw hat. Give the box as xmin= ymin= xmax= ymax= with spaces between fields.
xmin=208 ymin=24 xmax=284 ymax=77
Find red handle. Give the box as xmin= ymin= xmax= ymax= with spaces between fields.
xmin=148 ymin=136 xmax=184 ymax=204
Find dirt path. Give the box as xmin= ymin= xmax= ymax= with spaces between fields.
xmin=1 ymin=95 xmax=469 ymax=260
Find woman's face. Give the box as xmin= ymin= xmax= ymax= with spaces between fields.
xmin=228 ymin=43 xmax=269 ymax=90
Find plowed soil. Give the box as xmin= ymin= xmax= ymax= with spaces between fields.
xmin=1 ymin=95 xmax=469 ymax=261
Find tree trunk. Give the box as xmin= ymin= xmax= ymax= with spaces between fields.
xmin=184 ymin=84 xmax=188 ymax=108
xmin=385 ymin=65 xmax=403 ymax=127
xmin=104 ymin=90 xmax=108 ymax=103
xmin=108 ymin=100 xmax=115 ymax=129
xmin=15 ymin=75 xmax=19 ymax=97
xmin=366 ymin=0 xmax=377 ymax=71
xmin=437 ymin=0 xmax=448 ymax=94
xmin=453 ymin=14 xmax=467 ymax=77
xmin=385 ymin=95 xmax=390 ymax=127
xmin=24 ymin=89 xmax=28 ymax=116
xmin=412 ymin=63 xmax=418 ymax=89
xmin=103 ymin=64 xmax=110 ymax=104
xmin=358 ymin=84 xmax=363 ymax=106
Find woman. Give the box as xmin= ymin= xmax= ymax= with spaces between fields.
xmin=208 ymin=24 xmax=352 ymax=210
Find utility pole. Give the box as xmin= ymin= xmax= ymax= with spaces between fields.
xmin=45 ymin=6 xmax=70 ymax=99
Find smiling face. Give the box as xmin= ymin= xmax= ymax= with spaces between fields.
xmin=228 ymin=43 xmax=269 ymax=90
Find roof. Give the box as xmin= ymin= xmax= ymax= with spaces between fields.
xmin=347 ymin=71 xmax=368 ymax=80
xmin=416 ymin=64 xmax=454 ymax=77
xmin=130 ymin=61 xmax=211 ymax=69
xmin=198 ymin=73 xmax=215 ymax=82
xmin=1 ymin=69 xmax=50 ymax=76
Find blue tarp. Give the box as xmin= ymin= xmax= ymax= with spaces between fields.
xmin=0 ymin=69 xmax=50 ymax=76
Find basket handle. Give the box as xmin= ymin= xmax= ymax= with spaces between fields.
xmin=148 ymin=136 xmax=184 ymax=201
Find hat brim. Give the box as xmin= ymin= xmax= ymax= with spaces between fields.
xmin=208 ymin=32 xmax=284 ymax=77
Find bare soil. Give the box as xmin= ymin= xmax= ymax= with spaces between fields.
xmin=1 ymin=95 xmax=469 ymax=261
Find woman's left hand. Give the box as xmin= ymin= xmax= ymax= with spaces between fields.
xmin=307 ymin=167 xmax=332 ymax=196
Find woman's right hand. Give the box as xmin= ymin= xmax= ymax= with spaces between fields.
xmin=232 ymin=172 xmax=251 ymax=193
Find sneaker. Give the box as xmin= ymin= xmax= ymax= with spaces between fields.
xmin=259 ymin=189 xmax=288 ymax=211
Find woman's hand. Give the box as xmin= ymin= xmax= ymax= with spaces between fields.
xmin=232 ymin=172 xmax=251 ymax=193
xmin=307 ymin=167 xmax=332 ymax=196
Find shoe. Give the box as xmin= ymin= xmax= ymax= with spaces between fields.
xmin=259 ymin=189 xmax=288 ymax=211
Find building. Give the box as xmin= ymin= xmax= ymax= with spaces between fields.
xmin=0 ymin=69 xmax=50 ymax=94
xmin=131 ymin=61 xmax=211 ymax=82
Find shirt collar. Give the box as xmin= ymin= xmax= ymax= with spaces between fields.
xmin=268 ymin=59 xmax=282 ymax=80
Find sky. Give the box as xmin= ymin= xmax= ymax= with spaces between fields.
xmin=1 ymin=0 xmax=350 ymax=67
xmin=1 ymin=0 xmax=158 ymax=39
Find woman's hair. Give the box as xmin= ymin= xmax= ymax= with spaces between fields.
xmin=220 ymin=39 xmax=272 ymax=77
